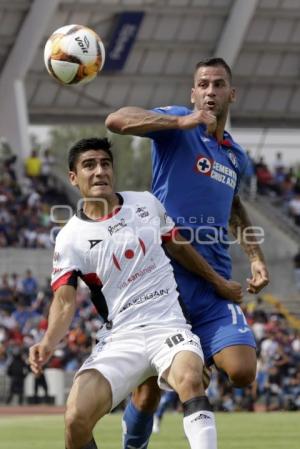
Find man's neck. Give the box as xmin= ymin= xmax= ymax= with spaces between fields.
xmin=83 ymin=193 xmax=120 ymax=220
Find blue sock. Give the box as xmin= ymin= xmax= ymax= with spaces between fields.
xmin=122 ymin=400 xmax=153 ymax=449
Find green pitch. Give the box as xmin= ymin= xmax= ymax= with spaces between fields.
xmin=0 ymin=411 xmax=299 ymax=449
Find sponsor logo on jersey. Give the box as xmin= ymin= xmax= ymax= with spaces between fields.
xmin=191 ymin=413 xmax=211 ymax=423
xmin=108 ymin=218 xmax=127 ymax=235
xmin=118 ymin=262 xmax=157 ymax=289
xmin=119 ymin=288 xmax=169 ymax=313
xmin=183 ymin=338 xmax=201 ymax=349
xmin=52 ymin=267 xmax=63 ymax=274
xmin=88 ymin=239 xmax=103 ymax=249
xmin=238 ymin=327 xmax=250 ymax=334
xmin=136 ymin=206 xmax=150 ymax=218
xmin=195 ymin=154 xmax=237 ymax=190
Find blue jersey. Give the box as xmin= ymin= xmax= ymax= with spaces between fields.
xmin=146 ymin=105 xmax=249 ymax=327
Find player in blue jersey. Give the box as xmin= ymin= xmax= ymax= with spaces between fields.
xmin=106 ymin=57 xmax=270 ymax=449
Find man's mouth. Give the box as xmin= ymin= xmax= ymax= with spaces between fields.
xmin=93 ymin=181 xmax=108 ymax=186
xmin=206 ymin=101 xmax=216 ymax=107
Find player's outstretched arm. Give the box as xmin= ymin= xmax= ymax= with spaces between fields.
xmin=229 ymin=195 xmax=269 ymax=294
xmin=164 ymin=231 xmax=243 ymax=303
xmin=29 ymin=285 xmax=77 ymax=374
xmin=105 ymin=107 xmax=217 ymax=136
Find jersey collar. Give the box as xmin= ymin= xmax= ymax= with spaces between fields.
xmin=77 ymin=193 xmax=124 ymax=222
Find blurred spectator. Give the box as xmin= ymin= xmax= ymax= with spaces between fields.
xmin=289 ymin=184 xmax=300 ymax=226
xmin=34 ymin=371 xmax=49 ymax=403
xmin=41 ymin=149 xmax=56 ymax=187
xmin=242 ymin=150 xmax=257 ymax=199
xmin=255 ymin=157 xmax=275 ymax=195
xmin=21 ymin=270 xmax=38 ymax=306
xmin=24 ymin=150 xmax=42 ymax=179
xmin=264 ymin=365 xmax=284 ymax=411
xmin=0 ymin=273 xmax=14 ymax=313
xmin=5 ymin=347 xmax=29 ymax=405
xmin=272 ymin=152 xmax=285 ymax=175
xmin=293 ymin=248 xmax=300 ymax=291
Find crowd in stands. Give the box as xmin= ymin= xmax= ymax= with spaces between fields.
xmin=0 ymin=141 xmax=68 ymax=248
xmin=207 ymin=298 xmax=300 ymax=412
xmin=0 ymin=270 xmax=299 ymax=411
xmin=244 ymin=151 xmax=300 ymax=227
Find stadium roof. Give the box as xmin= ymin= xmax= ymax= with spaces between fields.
xmin=1 ymin=0 xmax=300 ymax=153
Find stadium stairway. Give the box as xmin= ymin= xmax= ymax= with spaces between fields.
xmin=231 ymin=197 xmax=300 ymax=314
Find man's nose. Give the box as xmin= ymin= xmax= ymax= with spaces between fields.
xmin=206 ymin=83 xmax=215 ymax=95
xmin=95 ymin=163 xmax=105 ymax=174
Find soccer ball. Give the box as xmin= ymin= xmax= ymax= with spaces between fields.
xmin=44 ymin=24 xmax=105 ymax=85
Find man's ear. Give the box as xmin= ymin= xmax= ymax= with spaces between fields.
xmin=69 ymin=171 xmax=78 ymax=187
xmin=230 ymin=87 xmax=236 ymax=103
xmin=191 ymin=87 xmax=195 ymax=104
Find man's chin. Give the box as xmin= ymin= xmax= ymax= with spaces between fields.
xmin=85 ymin=189 xmax=113 ymax=199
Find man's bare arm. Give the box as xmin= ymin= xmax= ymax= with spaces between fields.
xmin=105 ymin=107 xmax=216 ymax=136
xmin=29 ymin=285 xmax=77 ymax=373
xmin=164 ymin=231 xmax=243 ymax=303
xmin=229 ymin=195 xmax=269 ymax=293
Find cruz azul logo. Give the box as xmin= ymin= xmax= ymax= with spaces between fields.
xmin=195 ymin=156 xmax=213 ymax=174
xmin=195 ymin=154 xmax=237 ymax=190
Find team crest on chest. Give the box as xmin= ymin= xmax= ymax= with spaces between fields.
xmin=195 ymin=156 xmax=213 ymax=175
xmin=194 ymin=154 xmax=237 ymax=190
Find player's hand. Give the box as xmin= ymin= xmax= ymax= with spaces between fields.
xmin=247 ymin=260 xmax=269 ymax=294
xmin=215 ymin=279 xmax=243 ymax=303
xmin=178 ymin=110 xmax=217 ymax=134
xmin=29 ymin=341 xmax=54 ymax=374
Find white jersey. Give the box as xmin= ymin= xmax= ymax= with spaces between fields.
xmin=51 ymin=191 xmax=188 ymax=331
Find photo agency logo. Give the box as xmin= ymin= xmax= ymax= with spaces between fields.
xmin=49 ymin=201 xmax=265 ymax=246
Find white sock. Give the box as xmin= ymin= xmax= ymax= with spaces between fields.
xmin=183 ymin=410 xmax=217 ymax=449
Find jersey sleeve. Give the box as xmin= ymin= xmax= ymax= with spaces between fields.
xmin=150 ymin=193 xmax=178 ymax=242
xmin=51 ymin=231 xmax=81 ymax=292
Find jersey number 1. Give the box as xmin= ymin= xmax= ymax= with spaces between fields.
xmin=227 ymin=304 xmax=248 ymax=325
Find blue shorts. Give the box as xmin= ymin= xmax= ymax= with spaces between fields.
xmin=192 ymin=305 xmax=256 ymax=366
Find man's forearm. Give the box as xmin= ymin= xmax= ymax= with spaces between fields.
xmin=164 ymin=234 xmax=223 ymax=287
xmin=43 ymin=287 xmax=76 ymax=348
xmin=105 ymin=107 xmax=180 ymax=135
xmin=229 ymin=195 xmax=265 ymax=262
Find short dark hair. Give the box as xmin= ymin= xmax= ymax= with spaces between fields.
xmin=68 ymin=137 xmax=113 ymax=171
xmin=194 ymin=57 xmax=232 ymax=83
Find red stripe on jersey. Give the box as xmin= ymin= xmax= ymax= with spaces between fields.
xmin=52 ymin=271 xmax=76 ymax=292
xmin=81 ymin=272 xmax=102 ymax=286
xmin=162 ymin=227 xmax=179 ymax=242
xmin=139 ymin=238 xmax=146 ymax=255
xmin=95 ymin=206 xmax=121 ymax=222
xmin=112 ymin=253 xmax=121 ymax=271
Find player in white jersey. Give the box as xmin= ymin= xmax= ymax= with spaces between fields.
xmin=29 ymin=138 xmax=243 ymax=449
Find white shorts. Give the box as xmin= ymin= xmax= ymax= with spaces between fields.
xmin=75 ymin=324 xmax=203 ymax=410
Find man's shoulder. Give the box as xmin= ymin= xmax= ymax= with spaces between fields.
xmin=224 ymin=131 xmax=248 ymax=166
xmin=121 ymin=190 xmax=154 ymax=203
xmin=54 ymin=215 xmax=79 ymax=244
